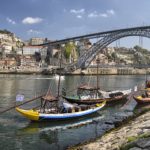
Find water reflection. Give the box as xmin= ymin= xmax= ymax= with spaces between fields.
xmin=17 ymin=114 xmax=104 ymax=150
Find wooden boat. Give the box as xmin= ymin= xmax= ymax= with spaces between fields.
xmin=15 ymin=95 xmax=106 ymax=121
xmin=133 ymin=95 xmax=150 ymax=104
xmin=133 ymin=88 xmax=150 ymax=104
xmin=62 ymin=85 xmax=131 ymax=105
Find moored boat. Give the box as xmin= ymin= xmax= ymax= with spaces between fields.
xmin=133 ymin=88 xmax=150 ymax=104
xmin=62 ymin=86 xmax=131 ymax=105
xmin=133 ymin=95 xmax=150 ymax=104
xmin=15 ymin=98 xmax=106 ymax=121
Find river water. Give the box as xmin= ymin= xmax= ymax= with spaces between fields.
xmin=0 ymin=74 xmax=149 ymax=150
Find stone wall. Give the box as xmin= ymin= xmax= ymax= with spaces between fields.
xmin=72 ymin=68 xmax=150 ymax=75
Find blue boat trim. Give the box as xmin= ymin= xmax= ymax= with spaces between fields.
xmin=39 ymin=107 xmax=102 ymax=120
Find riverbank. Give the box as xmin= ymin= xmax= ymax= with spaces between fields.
xmin=70 ymin=105 xmax=150 ymax=150
xmin=0 ymin=67 xmax=150 ymax=75
xmin=73 ymin=68 xmax=150 ymax=75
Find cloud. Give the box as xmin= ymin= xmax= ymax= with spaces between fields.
xmin=27 ymin=29 xmax=41 ymax=34
xmin=70 ymin=9 xmax=85 ymax=14
xmin=107 ymin=9 xmax=115 ymax=15
xmin=76 ymin=15 xmax=82 ymax=19
xmin=99 ymin=13 xmax=108 ymax=18
xmin=88 ymin=11 xmax=99 ymax=18
xmin=6 ymin=17 xmax=16 ymax=25
xmin=88 ymin=9 xmax=115 ymax=18
xmin=22 ymin=17 xmax=43 ymax=24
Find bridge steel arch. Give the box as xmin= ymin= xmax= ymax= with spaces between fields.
xmin=76 ymin=29 xmax=150 ymax=69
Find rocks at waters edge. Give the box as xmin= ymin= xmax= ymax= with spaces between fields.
xmin=71 ymin=109 xmax=150 ymax=150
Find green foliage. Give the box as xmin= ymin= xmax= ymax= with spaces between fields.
xmin=111 ymin=52 xmax=117 ymax=61
xmin=64 ymin=42 xmax=76 ymax=59
xmin=0 ymin=29 xmax=13 ymax=35
xmin=107 ymin=55 xmax=112 ymax=60
xmin=120 ymin=133 xmax=150 ymax=150
xmin=127 ymin=136 xmax=137 ymax=142
xmin=134 ymin=45 xmax=149 ymax=54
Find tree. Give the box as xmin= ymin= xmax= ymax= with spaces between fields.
xmin=111 ymin=52 xmax=117 ymax=62
xmin=64 ymin=42 xmax=77 ymax=62
xmin=134 ymin=45 xmax=149 ymax=54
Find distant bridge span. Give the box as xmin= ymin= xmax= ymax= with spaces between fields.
xmin=76 ymin=28 xmax=150 ymax=69
xmin=39 ymin=26 xmax=150 ymax=70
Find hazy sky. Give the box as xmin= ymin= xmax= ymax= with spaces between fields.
xmin=1 ymin=0 xmax=150 ymax=48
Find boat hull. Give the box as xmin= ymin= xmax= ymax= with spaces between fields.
xmin=15 ymin=101 xmax=105 ymax=121
xmin=62 ymin=95 xmax=127 ymax=105
xmin=133 ymin=96 xmax=150 ymax=104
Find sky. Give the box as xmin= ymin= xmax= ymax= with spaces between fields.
xmin=1 ymin=0 xmax=150 ymax=48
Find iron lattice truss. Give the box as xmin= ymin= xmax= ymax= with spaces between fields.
xmin=75 ymin=28 xmax=150 ymax=69
xmin=39 ymin=26 xmax=150 ymax=70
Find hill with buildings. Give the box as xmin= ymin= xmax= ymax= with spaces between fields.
xmin=100 ymin=46 xmax=150 ymax=66
xmin=0 ymin=29 xmax=23 ymax=56
xmin=0 ymin=29 xmax=150 ymax=73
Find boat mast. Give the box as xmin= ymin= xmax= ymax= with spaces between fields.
xmin=57 ymin=45 xmax=63 ymax=97
xmin=145 ymin=62 xmax=148 ymax=88
xmin=96 ymin=58 xmax=100 ymax=93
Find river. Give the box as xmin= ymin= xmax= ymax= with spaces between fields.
xmin=0 ymin=74 xmax=149 ymax=150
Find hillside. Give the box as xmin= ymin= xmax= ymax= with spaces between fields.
xmin=0 ymin=29 xmax=24 ymax=55
xmin=99 ymin=46 xmax=150 ymax=65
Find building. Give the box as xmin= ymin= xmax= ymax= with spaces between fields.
xmin=22 ymin=46 xmax=43 ymax=55
xmin=20 ymin=56 xmax=39 ymax=67
xmin=0 ymin=58 xmax=16 ymax=67
xmin=3 ymin=45 xmax=12 ymax=54
xmin=30 ymin=38 xmax=45 ymax=45
xmin=0 ymin=32 xmax=24 ymax=55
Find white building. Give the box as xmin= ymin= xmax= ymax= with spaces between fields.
xmin=3 ymin=45 xmax=12 ymax=54
xmin=23 ymin=46 xmax=43 ymax=55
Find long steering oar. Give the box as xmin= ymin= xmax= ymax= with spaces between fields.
xmin=0 ymin=94 xmax=44 ymax=115
xmin=120 ymin=86 xmax=140 ymax=110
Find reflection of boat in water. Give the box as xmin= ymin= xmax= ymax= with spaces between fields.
xmin=19 ymin=113 xmax=104 ymax=134
xmin=54 ymin=74 xmax=65 ymax=80
xmin=18 ymin=113 xmax=104 ymax=149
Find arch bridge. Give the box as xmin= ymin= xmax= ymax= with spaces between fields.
xmin=40 ymin=26 xmax=150 ymax=70
xmin=76 ymin=27 xmax=150 ymax=69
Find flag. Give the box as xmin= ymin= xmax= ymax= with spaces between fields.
xmin=16 ymin=94 xmax=24 ymax=102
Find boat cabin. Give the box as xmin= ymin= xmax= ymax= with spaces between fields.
xmin=77 ymin=84 xmax=101 ymax=99
xmin=40 ymin=94 xmax=59 ymax=113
